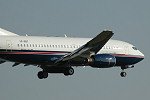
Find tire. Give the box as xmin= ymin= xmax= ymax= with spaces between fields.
xmin=68 ymin=68 xmax=74 ymax=75
xmin=37 ymin=71 xmax=48 ymax=79
xmin=64 ymin=67 xmax=74 ymax=76
xmin=120 ymin=72 xmax=127 ymax=77
xmin=38 ymin=71 xmax=44 ymax=79
xmin=43 ymin=72 xmax=48 ymax=78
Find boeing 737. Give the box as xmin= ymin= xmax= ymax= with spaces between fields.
xmin=0 ymin=28 xmax=144 ymax=79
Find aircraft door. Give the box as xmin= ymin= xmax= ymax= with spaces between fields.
xmin=124 ymin=44 xmax=129 ymax=55
xmin=6 ymin=40 xmax=12 ymax=51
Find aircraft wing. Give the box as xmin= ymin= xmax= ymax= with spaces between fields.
xmin=55 ymin=30 xmax=114 ymax=63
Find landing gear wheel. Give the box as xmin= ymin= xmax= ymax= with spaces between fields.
xmin=68 ymin=68 xmax=74 ymax=75
xmin=42 ymin=71 xmax=48 ymax=78
xmin=120 ymin=72 xmax=127 ymax=77
xmin=38 ymin=71 xmax=44 ymax=79
xmin=64 ymin=67 xmax=74 ymax=76
xmin=37 ymin=71 xmax=48 ymax=79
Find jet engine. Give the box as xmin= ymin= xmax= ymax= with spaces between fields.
xmin=87 ymin=54 xmax=116 ymax=68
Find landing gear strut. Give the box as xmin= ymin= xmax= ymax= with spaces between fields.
xmin=37 ymin=71 xmax=48 ymax=79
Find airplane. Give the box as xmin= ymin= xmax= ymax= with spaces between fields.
xmin=0 ymin=28 xmax=144 ymax=79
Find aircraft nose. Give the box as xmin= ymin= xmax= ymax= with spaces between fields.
xmin=132 ymin=52 xmax=144 ymax=64
xmin=140 ymin=51 xmax=144 ymax=57
xmin=139 ymin=51 xmax=144 ymax=61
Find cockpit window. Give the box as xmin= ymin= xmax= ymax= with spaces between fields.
xmin=132 ymin=47 xmax=138 ymax=50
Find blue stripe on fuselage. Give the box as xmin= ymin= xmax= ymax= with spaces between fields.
xmin=114 ymin=54 xmax=144 ymax=66
xmin=0 ymin=49 xmax=144 ymax=66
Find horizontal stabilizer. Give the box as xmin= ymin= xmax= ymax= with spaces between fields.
xmin=0 ymin=58 xmax=6 ymax=64
xmin=0 ymin=61 xmax=5 ymax=64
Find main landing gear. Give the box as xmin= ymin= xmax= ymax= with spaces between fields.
xmin=37 ymin=67 xmax=74 ymax=79
xmin=37 ymin=71 xmax=48 ymax=79
xmin=64 ymin=67 xmax=74 ymax=76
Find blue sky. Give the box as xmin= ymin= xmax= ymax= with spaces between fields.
xmin=0 ymin=0 xmax=149 ymax=100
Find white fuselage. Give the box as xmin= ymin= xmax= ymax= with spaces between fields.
xmin=0 ymin=36 xmax=144 ymax=68
xmin=0 ymin=36 xmax=144 ymax=56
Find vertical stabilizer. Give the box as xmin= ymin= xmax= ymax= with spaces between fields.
xmin=0 ymin=28 xmax=19 ymax=36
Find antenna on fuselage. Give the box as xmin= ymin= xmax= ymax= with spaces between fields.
xmin=64 ymin=34 xmax=67 ymax=38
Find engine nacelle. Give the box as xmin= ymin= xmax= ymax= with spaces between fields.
xmin=88 ymin=54 xmax=116 ymax=68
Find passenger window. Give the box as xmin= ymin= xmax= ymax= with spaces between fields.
xmin=132 ymin=47 xmax=138 ymax=50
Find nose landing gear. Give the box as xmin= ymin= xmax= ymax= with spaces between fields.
xmin=120 ymin=65 xmax=128 ymax=77
xmin=120 ymin=65 xmax=135 ymax=77
xmin=120 ymin=71 xmax=127 ymax=77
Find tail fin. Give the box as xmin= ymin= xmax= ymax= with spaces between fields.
xmin=0 ymin=28 xmax=19 ymax=36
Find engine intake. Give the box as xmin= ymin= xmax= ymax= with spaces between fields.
xmin=88 ymin=54 xmax=116 ymax=68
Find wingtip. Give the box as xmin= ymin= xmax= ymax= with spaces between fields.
xmin=103 ymin=29 xmax=111 ymax=31
xmin=103 ymin=29 xmax=113 ymax=33
xmin=103 ymin=29 xmax=114 ymax=35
